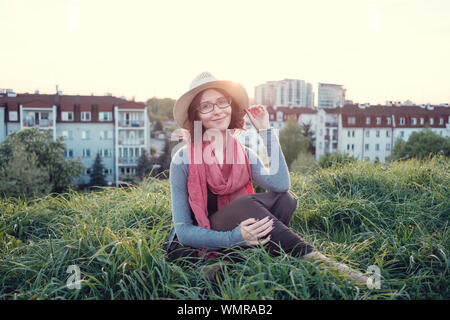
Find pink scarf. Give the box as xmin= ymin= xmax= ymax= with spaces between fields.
xmin=186 ymin=130 xmax=254 ymax=258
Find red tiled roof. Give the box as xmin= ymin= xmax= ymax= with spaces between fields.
xmin=323 ymin=105 xmax=450 ymax=128
xmin=21 ymin=100 xmax=54 ymax=108
xmin=117 ymin=101 xmax=146 ymax=109
xmin=1 ymin=93 xmax=146 ymax=110
xmin=1 ymin=92 xmax=147 ymax=122
xmin=267 ymin=106 xmax=317 ymax=114
xmin=323 ymin=104 xmax=450 ymax=116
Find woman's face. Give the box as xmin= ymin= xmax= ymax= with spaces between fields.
xmin=196 ymin=89 xmax=232 ymax=133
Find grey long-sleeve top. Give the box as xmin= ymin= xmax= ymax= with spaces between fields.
xmin=167 ymin=127 xmax=291 ymax=250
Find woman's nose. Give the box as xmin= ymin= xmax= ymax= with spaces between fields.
xmin=212 ymin=106 xmax=224 ymax=116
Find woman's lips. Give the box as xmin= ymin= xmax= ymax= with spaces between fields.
xmin=213 ymin=116 xmax=226 ymax=122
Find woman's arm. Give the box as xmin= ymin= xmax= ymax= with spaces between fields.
xmin=170 ymin=147 xmax=246 ymax=250
xmin=245 ymin=127 xmax=291 ymax=192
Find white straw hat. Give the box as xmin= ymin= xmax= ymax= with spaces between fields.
xmin=173 ymin=72 xmax=249 ymax=130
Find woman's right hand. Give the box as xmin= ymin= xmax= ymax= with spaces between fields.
xmin=240 ymin=216 xmax=274 ymax=246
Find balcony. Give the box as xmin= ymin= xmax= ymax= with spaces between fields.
xmin=118 ymin=157 xmax=139 ymax=165
xmin=118 ymin=140 xmax=145 ymax=146
xmin=23 ymin=120 xmax=53 ymax=128
xmin=325 ymin=122 xmax=338 ymax=127
xmin=118 ymin=120 xmax=145 ymax=128
xmin=118 ymin=174 xmax=134 ymax=183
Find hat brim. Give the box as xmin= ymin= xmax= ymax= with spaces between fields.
xmin=173 ymin=80 xmax=249 ymax=130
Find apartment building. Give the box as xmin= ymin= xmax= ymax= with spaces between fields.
xmin=0 ymin=90 xmax=150 ymax=187
xmin=318 ymin=83 xmax=346 ymax=109
xmin=315 ymin=104 xmax=450 ymax=162
xmin=255 ymin=79 xmax=314 ymax=108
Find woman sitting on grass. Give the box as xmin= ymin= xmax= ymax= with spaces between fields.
xmin=165 ymin=71 xmax=368 ymax=285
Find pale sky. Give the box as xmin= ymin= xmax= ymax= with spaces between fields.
xmin=1 ymin=0 xmax=449 ymax=105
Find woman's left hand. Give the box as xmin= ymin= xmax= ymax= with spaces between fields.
xmin=245 ymin=105 xmax=270 ymax=132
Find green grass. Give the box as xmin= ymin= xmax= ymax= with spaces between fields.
xmin=0 ymin=155 xmax=448 ymax=299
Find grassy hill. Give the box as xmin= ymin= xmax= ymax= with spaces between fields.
xmin=0 ymin=156 xmax=448 ymax=299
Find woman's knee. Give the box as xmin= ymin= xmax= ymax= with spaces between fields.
xmin=273 ymin=190 xmax=298 ymax=213
xmin=283 ymin=190 xmax=298 ymax=206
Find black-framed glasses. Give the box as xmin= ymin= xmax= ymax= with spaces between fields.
xmin=196 ymin=97 xmax=232 ymax=114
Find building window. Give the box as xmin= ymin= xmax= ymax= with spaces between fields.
xmin=81 ymin=112 xmax=91 ymax=121
xmin=82 ymin=149 xmax=91 ymax=158
xmin=376 ymin=130 xmax=380 ymax=137
xmin=386 ymin=130 xmax=390 ymax=137
xmin=99 ymin=112 xmax=112 ymax=121
xmin=352 ymin=130 xmax=355 ymax=137
xmin=62 ymin=130 xmax=73 ymax=140
xmin=387 ymin=117 xmax=391 ymax=125
xmin=429 ymin=117 xmax=434 ymax=125
xmin=101 ymin=149 xmax=113 ymax=157
xmin=351 ymin=144 xmax=354 ymax=151
xmin=365 ymin=131 xmax=370 ymax=138
xmin=399 ymin=117 xmax=405 ymax=125
xmin=440 ymin=130 xmax=443 ymax=136
xmin=386 ymin=143 xmax=391 ymax=151
xmin=348 ymin=117 xmax=355 ymax=124
xmin=365 ymin=144 xmax=369 ymax=151
xmin=439 ymin=118 xmax=444 ymax=125
xmin=366 ymin=117 xmax=370 ymax=125
xmin=62 ymin=112 xmax=74 ymax=121
xmin=100 ymin=130 xmax=112 ymax=140
xmin=347 ymin=130 xmax=350 ymax=137
xmin=420 ymin=118 xmax=424 ymax=125
xmin=64 ymin=149 xmax=74 ymax=158
xmin=9 ymin=111 xmax=18 ymax=121
xmin=400 ymin=131 xmax=404 ymax=138
xmin=375 ymin=144 xmax=380 ymax=151
xmin=376 ymin=117 xmax=381 ymax=124
xmin=81 ymin=130 xmax=90 ymax=140
xmin=412 ymin=117 xmax=417 ymax=125
xmin=347 ymin=144 xmax=350 ymax=150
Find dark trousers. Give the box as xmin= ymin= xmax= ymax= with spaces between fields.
xmin=165 ymin=190 xmax=315 ymax=264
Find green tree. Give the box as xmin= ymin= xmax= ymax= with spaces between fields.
xmin=390 ymin=128 xmax=450 ymax=161
xmin=278 ymin=116 xmax=310 ymax=170
xmin=89 ymin=153 xmax=107 ymax=187
xmin=159 ymin=135 xmax=178 ymax=178
xmin=147 ymin=97 xmax=176 ymax=121
xmin=0 ymin=143 xmax=52 ymax=199
xmin=290 ymin=151 xmax=317 ymax=174
xmin=0 ymin=128 xmax=85 ymax=193
xmin=135 ymin=149 xmax=155 ymax=182
xmin=300 ymin=121 xmax=316 ymax=155
xmin=153 ymin=120 xmax=163 ymax=132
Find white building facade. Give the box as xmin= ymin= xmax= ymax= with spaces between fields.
xmin=0 ymin=91 xmax=150 ymax=187
xmin=315 ymin=104 xmax=450 ymax=162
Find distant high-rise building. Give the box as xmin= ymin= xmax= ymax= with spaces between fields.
xmin=318 ymin=83 xmax=346 ymax=109
xmin=255 ymin=79 xmax=314 ymax=108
